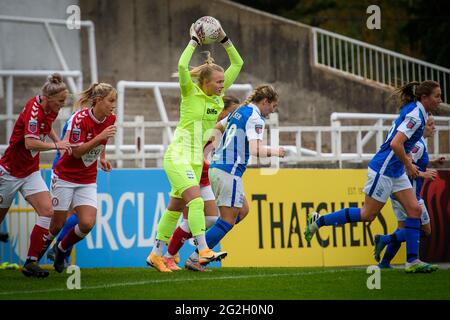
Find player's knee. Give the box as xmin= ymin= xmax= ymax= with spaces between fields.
xmin=78 ymin=222 xmax=94 ymax=234
xmin=364 ymin=214 xmax=377 ymax=222
xmin=407 ymin=205 xmax=421 ymax=218
xmin=187 ymin=197 xmax=204 ymax=214
xmin=240 ymin=210 xmax=249 ymax=220
xmin=205 ymin=215 xmax=218 ymax=229
xmin=54 ymin=218 xmax=66 ymax=231
xmin=360 ymin=208 xmax=376 ymax=222
xmin=422 ymin=230 xmax=431 ymax=238
xmin=38 ymin=203 xmax=54 ymax=218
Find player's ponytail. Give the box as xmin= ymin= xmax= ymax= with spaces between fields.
xmin=74 ymin=82 xmax=117 ymax=110
xmin=243 ymin=84 xmax=279 ymax=106
xmin=395 ymin=80 xmax=440 ymax=108
xmin=41 ymin=73 xmax=68 ymax=97
xmin=172 ymin=51 xmax=224 ymax=86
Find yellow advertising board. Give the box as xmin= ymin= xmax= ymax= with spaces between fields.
xmin=221 ymin=169 xmax=406 ymax=267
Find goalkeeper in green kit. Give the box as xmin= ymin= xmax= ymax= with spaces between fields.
xmin=146 ymin=18 xmax=243 ymax=272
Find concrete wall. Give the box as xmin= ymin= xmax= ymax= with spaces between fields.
xmin=0 ymin=0 xmax=81 ymax=71
xmin=0 ymin=0 xmax=82 ymax=157
xmin=79 ymin=0 xmax=401 ymax=128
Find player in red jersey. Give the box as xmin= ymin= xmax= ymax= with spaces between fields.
xmin=163 ymin=96 xmax=249 ymax=271
xmin=46 ymin=82 xmax=117 ymax=273
xmin=0 ymin=73 xmax=71 ymax=278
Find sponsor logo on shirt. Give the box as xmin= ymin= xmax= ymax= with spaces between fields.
xmin=406 ymin=119 xmax=417 ymax=129
xmin=255 ymin=124 xmax=263 ymax=134
xmin=71 ymin=128 xmax=81 ymax=142
xmin=186 ymin=170 xmax=195 ymax=180
xmin=411 ymin=145 xmax=419 ymax=153
xmin=28 ymin=119 xmax=38 ymax=133
xmin=206 ymin=108 xmax=218 ymax=115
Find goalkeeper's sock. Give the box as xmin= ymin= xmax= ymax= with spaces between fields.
xmin=205 ymin=218 xmax=233 ymax=249
xmin=187 ymin=198 xmax=206 ymax=237
xmin=156 ymin=209 xmax=182 ymax=242
xmin=316 ymin=208 xmax=361 ymax=228
xmin=152 ymin=239 xmax=167 ymax=256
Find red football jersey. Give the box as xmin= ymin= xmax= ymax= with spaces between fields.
xmin=0 ymin=96 xmax=58 ymax=178
xmin=200 ymin=141 xmax=213 ymax=187
xmin=54 ymin=108 xmax=116 ymax=184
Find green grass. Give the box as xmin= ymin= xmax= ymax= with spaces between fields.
xmin=0 ymin=266 xmax=449 ymax=300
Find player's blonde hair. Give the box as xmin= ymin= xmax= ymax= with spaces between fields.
xmin=243 ymin=84 xmax=279 ymax=106
xmin=41 ymin=73 xmax=68 ymax=98
xmin=74 ymin=82 xmax=117 ymax=110
xmin=396 ymin=80 xmax=440 ymax=107
xmin=173 ymin=51 xmax=224 ymax=86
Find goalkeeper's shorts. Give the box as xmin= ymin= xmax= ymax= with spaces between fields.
xmin=163 ymin=156 xmax=202 ymax=199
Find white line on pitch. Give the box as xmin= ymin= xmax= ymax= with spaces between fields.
xmin=0 ymin=268 xmax=355 ymax=296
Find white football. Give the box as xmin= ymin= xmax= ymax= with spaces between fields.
xmin=193 ymin=16 xmax=222 ymax=45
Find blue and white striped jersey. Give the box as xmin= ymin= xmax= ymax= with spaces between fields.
xmin=369 ymin=101 xmax=427 ymax=178
xmin=210 ymin=103 xmax=265 ymax=177
xmin=390 ymin=137 xmax=429 ymax=201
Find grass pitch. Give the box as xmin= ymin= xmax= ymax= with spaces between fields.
xmin=0 ymin=266 xmax=449 ymax=300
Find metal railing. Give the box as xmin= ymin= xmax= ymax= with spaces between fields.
xmin=312 ymin=27 xmax=450 ymax=104
xmin=278 ymin=112 xmax=450 ymax=167
xmin=115 ymin=81 xmax=254 ymax=167
xmin=103 ymin=110 xmax=450 ymax=168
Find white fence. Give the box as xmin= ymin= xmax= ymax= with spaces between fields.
xmin=312 ymin=27 xmax=450 ymax=104
xmin=114 ymin=81 xmax=254 ymax=167
xmin=279 ymin=112 xmax=450 ymax=168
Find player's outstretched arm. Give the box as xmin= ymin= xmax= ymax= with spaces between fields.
xmin=220 ymin=27 xmax=244 ymax=92
xmin=249 ymin=140 xmax=285 ymax=158
xmin=177 ymin=25 xmax=201 ymax=98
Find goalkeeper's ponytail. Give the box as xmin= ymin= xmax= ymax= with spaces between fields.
xmin=172 ymin=51 xmax=223 ymax=86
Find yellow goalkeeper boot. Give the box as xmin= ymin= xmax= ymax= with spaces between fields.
xmin=146 ymin=252 xmax=172 ymax=273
